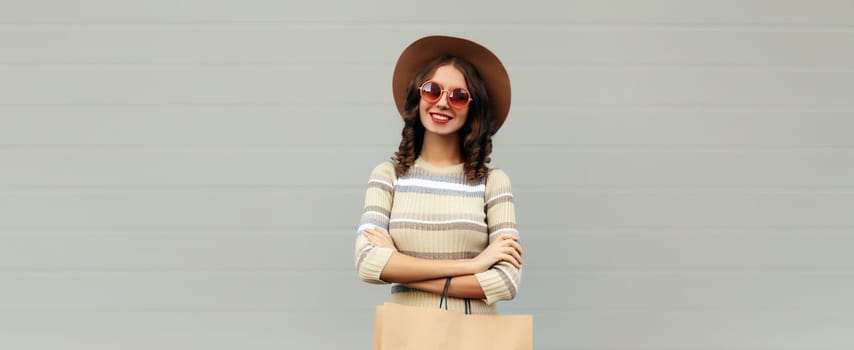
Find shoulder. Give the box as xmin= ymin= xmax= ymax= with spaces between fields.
xmin=485 ymin=167 xmax=513 ymax=190
xmin=368 ymin=161 xmax=397 ymax=183
xmin=487 ymin=167 xmax=512 ymax=183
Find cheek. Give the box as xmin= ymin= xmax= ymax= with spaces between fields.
xmin=456 ymin=109 xmax=469 ymax=123
xmin=418 ymin=100 xmax=429 ymax=118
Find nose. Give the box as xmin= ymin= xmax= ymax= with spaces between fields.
xmin=435 ymin=91 xmax=450 ymax=109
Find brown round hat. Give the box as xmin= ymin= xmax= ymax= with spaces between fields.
xmin=392 ymin=35 xmax=511 ymax=130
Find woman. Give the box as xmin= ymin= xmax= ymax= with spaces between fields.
xmin=354 ymin=35 xmax=523 ymax=315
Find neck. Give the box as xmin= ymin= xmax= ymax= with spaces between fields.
xmin=420 ymin=132 xmax=462 ymax=166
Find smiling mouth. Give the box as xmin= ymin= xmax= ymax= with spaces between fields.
xmin=430 ymin=112 xmax=453 ymax=124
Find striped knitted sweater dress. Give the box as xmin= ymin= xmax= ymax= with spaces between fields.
xmin=354 ymin=157 xmax=521 ymax=315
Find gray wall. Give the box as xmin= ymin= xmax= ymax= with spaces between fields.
xmin=1 ymin=1 xmax=853 ymax=349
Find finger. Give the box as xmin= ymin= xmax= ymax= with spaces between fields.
xmin=510 ymin=241 xmax=524 ymax=255
xmin=365 ymin=233 xmax=385 ymax=243
xmin=502 ymin=233 xmax=518 ymax=241
xmin=499 ymin=238 xmax=521 ymax=249
xmin=510 ymin=249 xmax=523 ymax=265
xmin=503 ymin=253 xmax=521 ymax=269
xmin=502 ymin=247 xmax=523 ymax=264
xmin=499 ymin=240 xmax=523 ymax=254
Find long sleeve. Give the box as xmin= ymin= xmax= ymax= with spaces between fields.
xmin=474 ymin=169 xmax=522 ymax=304
xmin=354 ymin=162 xmax=397 ymax=284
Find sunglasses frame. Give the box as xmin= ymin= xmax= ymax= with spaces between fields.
xmin=418 ymin=81 xmax=472 ymax=110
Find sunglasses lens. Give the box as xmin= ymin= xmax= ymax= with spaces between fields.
xmin=420 ymin=82 xmax=471 ymax=109
xmin=420 ymin=81 xmax=441 ymax=102
xmin=448 ymin=88 xmax=470 ymax=108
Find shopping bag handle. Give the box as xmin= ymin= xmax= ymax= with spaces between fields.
xmin=439 ymin=277 xmax=472 ymax=314
xmin=439 ymin=277 xmax=452 ymax=310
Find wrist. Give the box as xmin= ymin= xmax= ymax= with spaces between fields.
xmin=459 ymin=259 xmax=476 ymax=275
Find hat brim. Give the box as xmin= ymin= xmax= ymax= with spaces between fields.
xmin=392 ymin=35 xmax=511 ymax=130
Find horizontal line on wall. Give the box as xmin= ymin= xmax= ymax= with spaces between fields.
xmin=2 ymin=227 xmax=852 ymax=234
xmin=0 ymin=267 xmax=851 ymax=273
xmin=1 ymin=21 xmax=853 ymax=31
xmin=1 ymin=104 xmax=853 ymax=112
xmin=2 ymin=102 xmax=854 ymax=109
xmin=0 ymin=145 xmax=394 ymax=151
xmin=2 ymin=224 xmax=853 ymax=231
xmin=2 ymin=62 xmax=854 ymax=72
xmin=2 ymin=103 xmax=854 ymax=111
xmin=0 ymin=308 xmax=377 ymax=314
xmin=2 ymin=62 xmax=854 ymax=69
xmin=2 ymin=306 xmax=853 ymax=314
xmin=482 ymin=305 xmax=854 ymax=312
xmin=1 ymin=145 xmax=853 ymax=152
xmin=1 ymin=185 xmax=853 ymax=193
xmin=516 ymin=267 xmax=854 ymax=273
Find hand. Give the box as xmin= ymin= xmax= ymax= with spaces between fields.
xmin=364 ymin=226 xmax=397 ymax=251
xmin=469 ymin=233 xmax=523 ymax=272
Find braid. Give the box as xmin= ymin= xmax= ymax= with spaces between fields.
xmin=393 ymin=122 xmax=420 ymax=177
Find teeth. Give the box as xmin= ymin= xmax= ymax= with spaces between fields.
xmin=431 ymin=113 xmax=450 ymax=121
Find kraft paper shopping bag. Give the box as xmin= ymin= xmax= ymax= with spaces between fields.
xmin=373 ymin=302 xmax=532 ymax=350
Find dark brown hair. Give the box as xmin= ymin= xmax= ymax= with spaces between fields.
xmin=392 ymin=55 xmax=498 ymax=182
